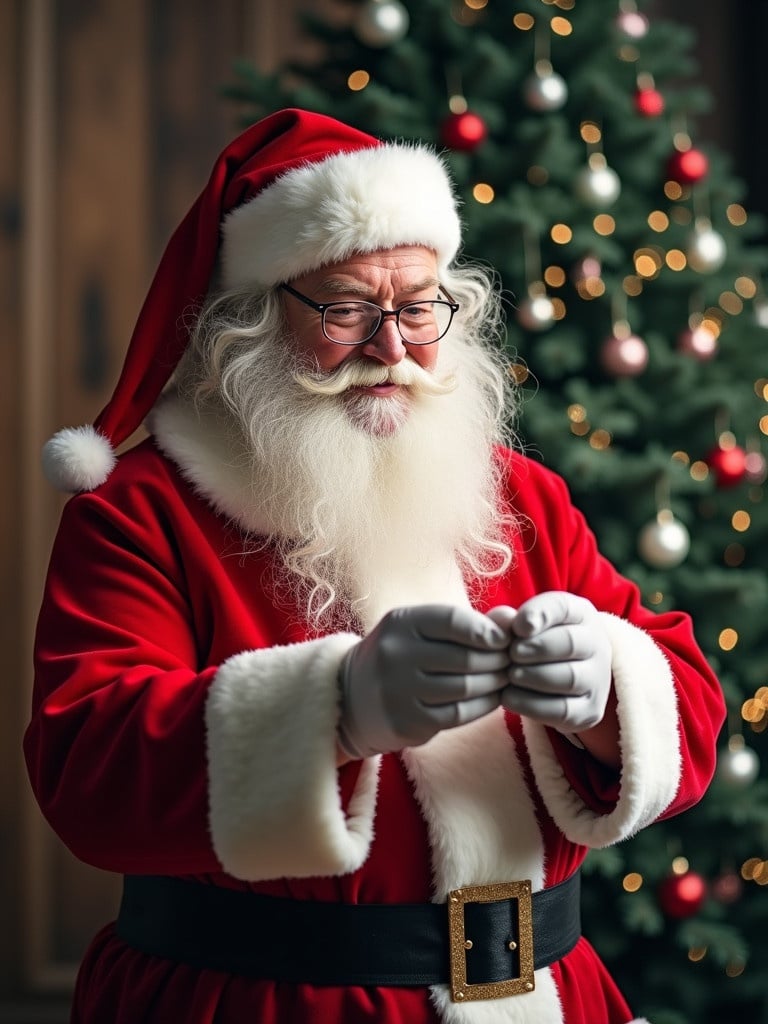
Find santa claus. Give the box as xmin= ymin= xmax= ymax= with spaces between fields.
xmin=26 ymin=108 xmax=723 ymax=1024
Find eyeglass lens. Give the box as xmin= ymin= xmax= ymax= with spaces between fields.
xmin=322 ymin=300 xmax=453 ymax=345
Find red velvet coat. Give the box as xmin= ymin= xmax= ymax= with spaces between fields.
xmin=26 ymin=395 xmax=724 ymax=1024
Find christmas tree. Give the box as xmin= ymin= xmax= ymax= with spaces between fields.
xmin=224 ymin=2 xmax=768 ymax=1020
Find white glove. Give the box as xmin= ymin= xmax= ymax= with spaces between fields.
xmin=337 ymin=604 xmax=511 ymax=759
xmin=488 ymin=593 xmax=612 ymax=734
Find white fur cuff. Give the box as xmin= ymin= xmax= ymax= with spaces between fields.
xmin=205 ymin=633 xmax=379 ymax=880
xmin=523 ymin=614 xmax=681 ymax=848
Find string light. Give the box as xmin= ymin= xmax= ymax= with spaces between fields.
xmin=719 ymin=628 xmax=739 ymax=652
xmin=550 ymin=223 xmax=572 ymax=244
xmin=735 ymin=276 xmax=757 ymax=298
xmin=719 ymin=291 xmax=743 ymax=315
xmin=347 ymin=70 xmax=370 ymax=91
xmin=726 ymin=203 xmax=748 ymax=226
xmin=593 ymin=214 xmax=615 ymax=235
xmin=472 ymin=183 xmax=495 ymax=203
xmin=550 ymin=16 xmax=572 ymax=36
xmin=622 ymin=872 xmax=643 ymax=892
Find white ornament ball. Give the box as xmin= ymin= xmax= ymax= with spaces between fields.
xmin=516 ymin=294 xmax=555 ymax=332
xmin=575 ymin=164 xmax=621 ymax=207
xmin=717 ymin=737 xmax=760 ymax=788
xmin=638 ymin=513 xmax=691 ymax=569
xmin=754 ymin=298 xmax=768 ymax=328
xmin=355 ymin=0 xmax=409 ymax=47
xmin=686 ymin=227 xmax=727 ymax=273
xmin=523 ymin=70 xmax=568 ymax=112
xmin=600 ymin=332 xmax=648 ymax=376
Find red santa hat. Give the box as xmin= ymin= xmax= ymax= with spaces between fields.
xmin=42 ymin=107 xmax=462 ymax=492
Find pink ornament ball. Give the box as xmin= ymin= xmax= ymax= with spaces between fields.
xmin=677 ymin=326 xmax=718 ymax=360
xmin=600 ymin=333 xmax=649 ymax=376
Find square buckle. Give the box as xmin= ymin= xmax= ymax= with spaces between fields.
xmin=447 ymin=880 xmax=535 ymax=1002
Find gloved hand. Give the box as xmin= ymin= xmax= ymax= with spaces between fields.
xmin=488 ymin=593 xmax=612 ymax=734
xmin=337 ymin=604 xmax=511 ymax=759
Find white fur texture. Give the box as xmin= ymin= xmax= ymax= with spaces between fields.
xmin=41 ymin=425 xmax=116 ymax=492
xmin=221 ymin=143 xmax=461 ymax=290
xmin=523 ymin=613 xmax=681 ymax=848
xmin=205 ymin=633 xmax=381 ymax=880
xmin=404 ymin=713 xmax=565 ymax=1024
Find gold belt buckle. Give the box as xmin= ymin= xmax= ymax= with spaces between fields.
xmin=447 ymin=880 xmax=535 ymax=1002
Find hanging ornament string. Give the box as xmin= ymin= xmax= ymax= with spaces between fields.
xmin=439 ymin=67 xmax=487 ymax=152
xmin=678 ymin=292 xmax=719 ymax=360
xmin=706 ymin=410 xmax=748 ymax=488
xmin=686 ymin=185 xmax=727 ymax=274
xmin=575 ymin=122 xmax=621 ymax=209
xmin=666 ymin=116 xmax=709 ymax=186
xmin=637 ymin=475 xmax=691 ymax=569
xmin=634 ymin=70 xmax=665 ymax=118
xmin=523 ymin=19 xmax=568 ymax=112
xmin=516 ymin=225 xmax=555 ymax=332
xmin=600 ymin=290 xmax=648 ymax=376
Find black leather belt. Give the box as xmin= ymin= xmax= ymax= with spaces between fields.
xmin=116 ymin=871 xmax=581 ymax=1003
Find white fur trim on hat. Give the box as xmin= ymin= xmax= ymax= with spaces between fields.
xmin=41 ymin=425 xmax=117 ymax=493
xmin=221 ymin=143 xmax=462 ymax=290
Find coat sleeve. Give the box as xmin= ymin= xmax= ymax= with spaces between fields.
xmin=24 ymin=470 xmax=377 ymax=880
xmin=503 ymin=454 xmax=726 ymax=847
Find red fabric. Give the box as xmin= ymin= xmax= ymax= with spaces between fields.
xmin=93 ymin=110 xmax=380 ymax=451
xmin=26 ymin=442 xmax=725 ymax=1024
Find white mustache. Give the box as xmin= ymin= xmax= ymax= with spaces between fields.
xmin=293 ymin=357 xmax=457 ymax=397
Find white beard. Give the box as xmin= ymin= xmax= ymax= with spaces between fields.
xmin=207 ymin=328 xmax=514 ymax=633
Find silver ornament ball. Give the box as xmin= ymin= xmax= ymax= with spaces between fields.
xmin=523 ymin=70 xmax=568 ymax=112
xmin=638 ymin=513 xmax=690 ymax=569
xmin=355 ymin=0 xmax=409 ymax=47
xmin=686 ymin=227 xmax=727 ymax=273
xmin=516 ymin=294 xmax=555 ymax=332
xmin=575 ymin=164 xmax=621 ymax=207
xmin=717 ymin=737 xmax=760 ymax=788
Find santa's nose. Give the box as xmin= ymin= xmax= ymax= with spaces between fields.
xmin=359 ymin=317 xmax=407 ymax=365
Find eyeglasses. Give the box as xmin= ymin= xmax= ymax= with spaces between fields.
xmin=279 ymin=282 xmax=460 ymax=346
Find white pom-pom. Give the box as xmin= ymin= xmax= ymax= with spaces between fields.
xmin=41 ymin=425 xmax=117 ymax=492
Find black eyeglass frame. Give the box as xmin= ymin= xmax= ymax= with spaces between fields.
xmin=279 ymin=282 xmax=460 ymax=346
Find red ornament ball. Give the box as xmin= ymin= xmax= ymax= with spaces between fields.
xmin=706 ymin=444 xmax=748 ymax=488
xmin=440 ymin=111 xmax=487 ymax=152
xmin=634 ymin=87 xmax=665 ymax=117
xmin=666 ymin=148 xmax=709 ymax=185
xmin=658 ymin=870 xmax=707 ymax=919
xmin=600 ymin=333 xmax=649 ymax=377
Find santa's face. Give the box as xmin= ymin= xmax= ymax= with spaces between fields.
xmin=281 ymin=246 xmax=442 ymax=435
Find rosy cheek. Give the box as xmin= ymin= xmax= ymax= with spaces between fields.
xmin=314 ymin=345 xmax=356 ymax=372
